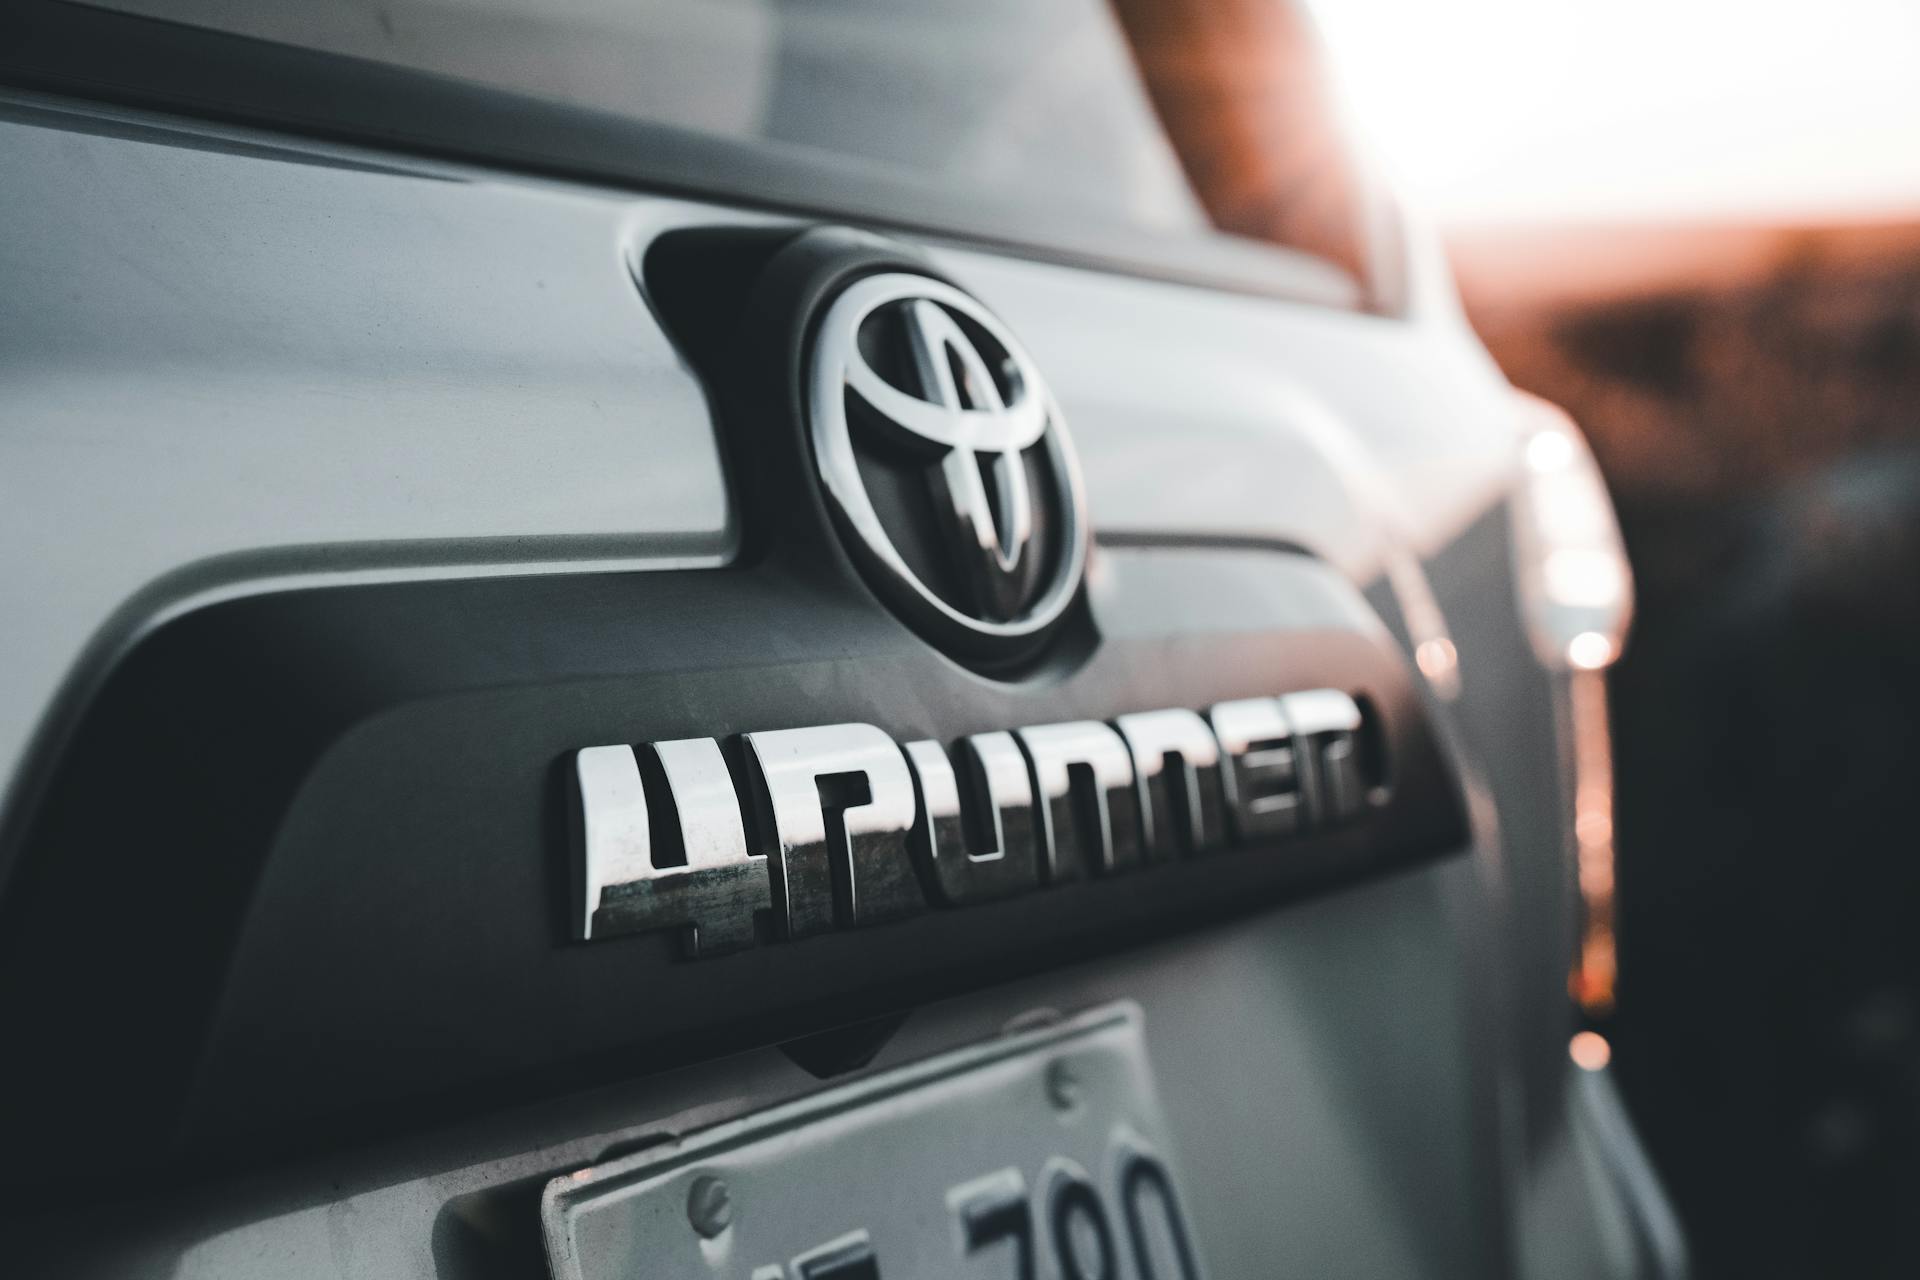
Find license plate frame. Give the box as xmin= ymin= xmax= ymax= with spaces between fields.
xmin=541 ymin=1002 xmax=1204 ymax=1280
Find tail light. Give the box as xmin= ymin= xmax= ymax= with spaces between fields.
xmin=1509 ymin=391 xmax=1634 ymax=1017
xmin=1511 ymin=392 xmax=1634 ymax=670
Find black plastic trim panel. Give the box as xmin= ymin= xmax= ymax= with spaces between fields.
xmin=0 ymin=537 xmax=1466 ymax=1194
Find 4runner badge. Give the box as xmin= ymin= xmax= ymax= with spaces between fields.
xmin=570 ymin=691 xmax=1377 ymax=958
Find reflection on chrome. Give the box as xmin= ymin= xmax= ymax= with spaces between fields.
xmin=573 ymin=689 xmax=1381 ymax=958
xmin=1114 ymin=708 xmax=1227 ymax=860
xmin=1283 ymin=689 xmax=1369 ymax=826
xmin=572 ymin=738 xmax=768 ymax=956
xmin=1207 ymin=697 xmax=1304 ymax=840
xmin=903 ymin=734 xmax=1042 ymax=904
xmin=743 ymin=722 xmax=923 ymax=938
xmin=1015 ymin=720 xmax=1144 ymax=881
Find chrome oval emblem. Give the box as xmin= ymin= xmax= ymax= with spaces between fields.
xmin=808 ymin=272 xmax=1088 ymax=655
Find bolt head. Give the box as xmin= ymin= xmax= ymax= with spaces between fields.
xmin=686 ymin=1173 xmax=734 ymax=1238
xmin=1046 ymin=1058 xmax=1081 ymax=1112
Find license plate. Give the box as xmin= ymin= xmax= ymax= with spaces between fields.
xmin=542 ymin=1002 xmax=1206 ymax=1279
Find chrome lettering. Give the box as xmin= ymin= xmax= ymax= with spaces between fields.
xmin=1014 ymin=721 xmax=1143 ymax=881
xmin=1113 ymin=708 xmax=1228 ymax=860
xmin=1281 ymin=689 xmax=1368 ymax=827
xmin=741 ymin=722 xmax=924 ymax=938
xmin=570 ymin=739 xmax=768 ymax=956
xmin=903 ymin=733 xmax=1043 ymax=904
xmin=573 ymin=690 xmax=1383 ymax=958
xmin=1206 ymin=698 xmax=1303 ymax=841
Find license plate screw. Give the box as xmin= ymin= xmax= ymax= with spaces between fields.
xmin=686 ymin=1173 xmax=735 ymax=1238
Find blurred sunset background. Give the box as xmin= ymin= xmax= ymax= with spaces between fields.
xmin=1316 ymin=5 xmax=1920 ymax=1277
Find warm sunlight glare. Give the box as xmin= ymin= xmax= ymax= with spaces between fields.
xmin=1310 ymin=0 xmax=1920 ymax=226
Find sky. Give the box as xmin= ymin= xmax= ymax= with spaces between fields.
xmin=1308 ymin=0 xmax=1920 ymax=227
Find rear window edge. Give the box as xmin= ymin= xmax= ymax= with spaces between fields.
xmin=2 ymin=0 xmax=1369 ymax=312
